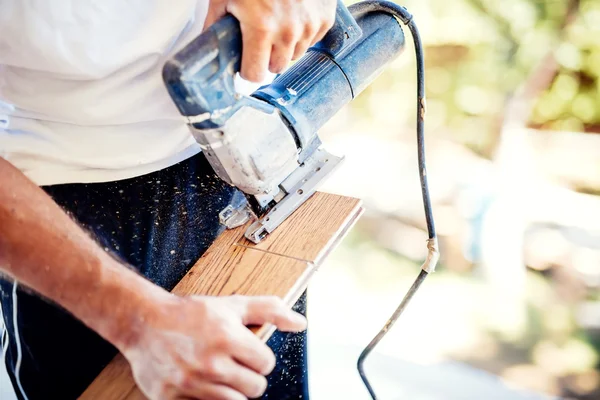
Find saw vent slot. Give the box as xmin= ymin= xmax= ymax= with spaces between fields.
xmin=272 ymin=51 xmax=336 ymax=97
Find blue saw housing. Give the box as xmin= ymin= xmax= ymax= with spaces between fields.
xmin=254 ymin=8 xmax=405 ymax=160
xmin=162 ymin=1 xmax=405 ymax=160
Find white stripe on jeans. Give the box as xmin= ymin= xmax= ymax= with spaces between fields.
xmin=11 ymin=282 xmax=28 ymax=400
xmin=1 ymin=297 xmax=8 ymax=363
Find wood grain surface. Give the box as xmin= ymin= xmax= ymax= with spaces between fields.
xmin=80 ymin=192 xmax=363 ymax=399
xmin=239 ymin=192 xmax=364 ymax=265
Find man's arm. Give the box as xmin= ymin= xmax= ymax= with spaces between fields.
xmin=0 ymin=157 xmax=306 ymax=400
xmin=0 ymin=157 xmax=156 ymax=346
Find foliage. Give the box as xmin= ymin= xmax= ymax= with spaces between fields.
xmin=345 ymin=0 xmax=599 ymax=156
xmin=530 ymin=0 xmax=600 ymax=132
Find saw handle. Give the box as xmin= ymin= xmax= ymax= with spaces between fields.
xmin=162 ymin=0 xmax=362 ymax=130
xmin=163 ymin=15 xmax=243 ymax=129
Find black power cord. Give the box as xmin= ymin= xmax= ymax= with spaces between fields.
xmin=353 ymin=2 xmax=439 ymax=399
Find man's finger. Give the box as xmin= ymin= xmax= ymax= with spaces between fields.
xmin=293 ymin=22 xmax=319 ymax=60
xmin=184 ymin=357 xmax=268 ymax=399
xmin=312 ymin=19 xmax=335 ymax=47
xmin=292 ymin=37 xmax=313 ymax=61
xmin=270 ymin=41 xmax=296 ymax=74
xmin=239 ymin=296 xmax=307 ymax=332
xmin=203 ymin=2 xmax=227 ymax=31
xmin=269 ymin=24 xmax=301 ymax=73
xmin=240 ymin=26 xmax=272 ymax=82
xmin=230 ymin=326 xmax=277 ymax=375
xmin=219 ymin=358 xmax=269 ymax=398
xmin=181 ymin=382 xmax=246 ymax=400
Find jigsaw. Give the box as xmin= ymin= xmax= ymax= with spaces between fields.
xmin=162 ymin=0 xmax=407 ymax=244
xmin=162 ymin=1 xmax=439 ymax=398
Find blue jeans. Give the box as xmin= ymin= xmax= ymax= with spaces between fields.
xmin=0 ymin=152 xmax=308 ymax=399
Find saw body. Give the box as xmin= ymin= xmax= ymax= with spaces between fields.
xmin=162 ymin=1 xmax=405 ymax=243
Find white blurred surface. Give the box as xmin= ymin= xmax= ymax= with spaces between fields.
xmin=308 ymin=341 xmax=553 ymax=400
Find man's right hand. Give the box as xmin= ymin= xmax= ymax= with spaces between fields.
xmin=204 ymin=0 xmax=337 ymax=82
xmin=121 ymin=294 xmax=307 ymax=400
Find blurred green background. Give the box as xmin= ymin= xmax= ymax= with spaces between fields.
xmin=308 ymin=0 xmax=600 ymax=399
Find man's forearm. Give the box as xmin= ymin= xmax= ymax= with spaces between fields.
xmin=0 ymin=157 xmax=164 ymax=350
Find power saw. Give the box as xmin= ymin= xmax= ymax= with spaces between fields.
xmin=162 ymin=1 xmax=439 ymax=398
xmin=162 ymin=0 xmax=406 ymax=244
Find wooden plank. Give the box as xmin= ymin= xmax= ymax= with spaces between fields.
xmin=124 ymin=390 xmax=149 ymax=400
xmin=82 ymin=251 xmax=311 ymax=400
xmin=79 ymin=356 xmax=136 ymax=400
xmin=124 ymin=391 xmax=148 ymax=400
xmin=172 ymin=243 xmax=316 ymax=340
xmin=240 ymin=192 xmax=363 ymax=264
xmin=79 ymin=192 xmax=363 ymax=400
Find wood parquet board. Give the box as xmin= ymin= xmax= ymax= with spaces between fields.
xmin=79 ymin=192 xmax=363 ymax=399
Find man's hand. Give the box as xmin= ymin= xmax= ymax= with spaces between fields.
xmin=205 ymin=0 xmax=337 ymax=82
xmin=0 ymin=157 xmax=306 ymax=400
xmin=122 ymin=294 xmax=306 ymax=400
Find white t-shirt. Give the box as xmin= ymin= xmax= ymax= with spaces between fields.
xmin=0 ymin=0 xmax=210 ymax=186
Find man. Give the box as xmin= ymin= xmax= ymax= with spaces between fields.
xmin=0 ymin=1 xmax=337 ymax=399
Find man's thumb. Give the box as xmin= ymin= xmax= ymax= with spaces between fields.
xmin=203 ymin=1 xmax=228 ymax=31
